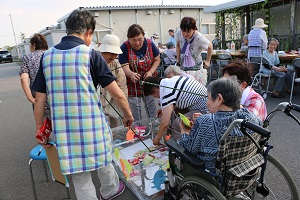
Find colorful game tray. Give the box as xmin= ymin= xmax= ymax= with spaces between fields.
xmin=111 ymin=118 xmax=169 ymax=200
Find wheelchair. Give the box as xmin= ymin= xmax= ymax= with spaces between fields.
xmin=111 ymin=103 xmax=299 ymax=199
xmin=164 ymin=117 xmax=300 ymax=200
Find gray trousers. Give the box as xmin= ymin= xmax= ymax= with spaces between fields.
xmin=71 ymin=163 xmax=119 ymax=200
xmin=128 ymin=96 xmax=156 ymax=123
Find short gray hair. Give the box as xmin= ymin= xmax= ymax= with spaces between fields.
xmin=66 ymin=9 xmax=96 ymax=35
xmin=243 ymin=34 xmax=248 ymax=40
xmin=164 ymin=65 xmax=181 ymax=77
xmin=207 ymin=77 xmax=241 ymax=110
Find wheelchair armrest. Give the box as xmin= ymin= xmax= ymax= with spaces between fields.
xmin=166 ymin=139 xmax=205 ymax=169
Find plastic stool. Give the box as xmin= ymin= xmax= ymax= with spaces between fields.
xmin=29 ymin=145 xmax=49 ymax=200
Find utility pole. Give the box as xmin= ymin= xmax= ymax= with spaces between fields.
xmin=9 ymin=14 xmax=20 ymax=59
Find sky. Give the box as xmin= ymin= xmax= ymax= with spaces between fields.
xmin=0 ymin=0 xmax=233 ymax=48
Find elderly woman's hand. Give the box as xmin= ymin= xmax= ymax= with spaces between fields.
xmin=280 ymin=66 xmax=288 ymax=72
xmin=192 ymin=113 xmax=202 ymax=122
xmin=179 ymin=118 xmax=193 ymax=134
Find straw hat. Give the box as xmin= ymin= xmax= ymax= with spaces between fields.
xmin=98 ymin=34 xmax=122 ymax=54
xmin=252 ymin=18 xmax=268 ymax=29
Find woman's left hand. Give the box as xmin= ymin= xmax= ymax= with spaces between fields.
xmin=192 ymin=113 xmax=202 ymax=122
xmin=280 ymin=66 xmax=288 ymax=72
xmin=143 ymin=71 xmax=153 ymax=79
xmin=203 ymin=61 xmax=210 ymax=69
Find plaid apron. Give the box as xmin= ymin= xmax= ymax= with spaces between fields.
xmin=248 ymin=29 xmax=264 ymax=58
xmin=42 ymin=45 xmax=112 ymax=175
xmin=125 ymin=39 xmax=157 ymax=96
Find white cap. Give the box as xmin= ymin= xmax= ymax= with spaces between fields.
xmin=98 ymin=34 xmax=122 ymax=54
xmin=252 ymin=18 xmax=268 ymax=29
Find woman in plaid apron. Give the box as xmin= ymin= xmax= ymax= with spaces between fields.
xmin=32 ymin=9 xmax=133 ymax=200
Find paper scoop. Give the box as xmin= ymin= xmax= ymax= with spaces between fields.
xmin=179 ymin=113 xmax=191 ymax=128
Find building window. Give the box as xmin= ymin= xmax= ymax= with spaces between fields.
xmin=201 ymin=24 xmax=216 ymax=35
xmin=209 ymin=24 xmax=216 ymax=35
xmin=201 ymin=24 xmax=209 ymax=34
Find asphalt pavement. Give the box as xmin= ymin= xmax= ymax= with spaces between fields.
xmin=0 ymin=62 xmax=299 ymax=200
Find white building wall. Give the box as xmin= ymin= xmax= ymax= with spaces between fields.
xmin=43 ymin=30 xmax=67 ymax=47
xmin=58 ymin=7 xmax=216 ymax=46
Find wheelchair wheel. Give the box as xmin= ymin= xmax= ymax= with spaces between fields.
xmin=246 ymin=154 xmax=299 ymax=200
xmin=177 ymin=176 xmax=226 ymax=200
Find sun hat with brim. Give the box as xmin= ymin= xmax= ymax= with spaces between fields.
xmin=98 ymin=34 xmax=123 ymax=54
xmin=252 ymin=18 xmax=268 ymax=29
xmin=153 ymin=32 xmax=160 ymax=39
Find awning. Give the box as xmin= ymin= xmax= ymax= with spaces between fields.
xmin=204 ymin=0 xmax=265 ymax=13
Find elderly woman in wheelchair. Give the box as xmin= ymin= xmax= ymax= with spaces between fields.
xmin=165 ymin=78 xmax=265 ymax=199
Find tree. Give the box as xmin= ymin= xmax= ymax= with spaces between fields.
xmin=20 ymin=32 xmax=26 ymax=43
xmin=3 ymin=45 xmax=13 ymax=53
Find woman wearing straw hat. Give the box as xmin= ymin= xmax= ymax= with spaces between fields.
xmin=248 ymin=18 xmax=268 ymax=59
xmin=151 ymin=32 xmax=160 ymax=44
xmin=98 ymin=34 xmax=128 ymax=128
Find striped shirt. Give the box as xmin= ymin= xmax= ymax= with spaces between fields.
xmin=159 ymin=76 xmax=207 ymax=111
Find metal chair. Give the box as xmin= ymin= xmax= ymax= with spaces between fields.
xmin=201 ymin=52 xmax=218 ymax=83
xmin=157 ymin=53 xmax=170 ymax=77
xmin=289 ymin=58 xmax=300 ymax=102
xmin=29 ymin=145 xmax=49 ymax=200
xmin=217 ymin=53 xmax=233 ymax=78
xmin=249 ymin=56 xmax=273 ymax=100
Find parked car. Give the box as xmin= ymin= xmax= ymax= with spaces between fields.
xmin=0 ymin=51 xmax=13 ymax=63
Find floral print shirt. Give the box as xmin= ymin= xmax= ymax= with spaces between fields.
xmin=19 ymin=50 xmax=45 ymax=97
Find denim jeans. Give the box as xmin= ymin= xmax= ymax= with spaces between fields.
xmin=260 ymin=66 xmax=294 ymax=92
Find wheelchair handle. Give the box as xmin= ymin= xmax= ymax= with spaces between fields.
xmin=264 ymin=102 xmax=300 ymax=127
xmin=221 ymin=119 xmax=243 ymax=140
xmin=241 ymin=121 xmax=271 ymax=138
xmin=290 ymin=104 xmax=300 ymax=113
xmin=221 ymin=119 xmax=270 ymax=140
